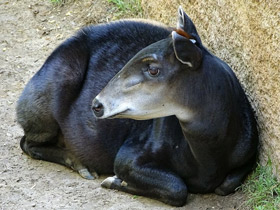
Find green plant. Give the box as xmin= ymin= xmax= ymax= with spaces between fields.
xmin=108 ymin=0 xmax=143 ymax=17
xmin=241 ymin=161 xmax=280 ymax=210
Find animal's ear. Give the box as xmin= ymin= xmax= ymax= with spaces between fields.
xmin=172 ymin=31 xmax=202 ymax=70
xmin=177 ymin=6 xmax=200 ymax=42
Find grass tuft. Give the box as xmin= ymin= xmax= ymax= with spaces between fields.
xmin=108 ymin=0 xmax=143 ymax=18
xmin=241 ymin=161 xmax=280 ymax=210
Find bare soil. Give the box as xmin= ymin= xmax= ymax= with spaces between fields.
xmin=0 ymin=0 xmax=249 ymax=209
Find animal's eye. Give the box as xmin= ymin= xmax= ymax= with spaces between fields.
xmin=148 ymin=65 xmax=160 ymax=77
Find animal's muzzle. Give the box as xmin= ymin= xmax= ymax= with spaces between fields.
xmin=92 ymin=98 xmax=104 ymax=118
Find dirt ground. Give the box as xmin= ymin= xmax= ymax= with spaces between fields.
xmin=0 ymin=1 xmax=250 ymax=209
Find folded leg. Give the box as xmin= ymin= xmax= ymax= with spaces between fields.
xmin=20 ymin=136 xmax=98 ymax=179
xmin=102 ymin=144 xmax=187 ymax=207
xmin=215 ymin=160 xmax=256 ymax=195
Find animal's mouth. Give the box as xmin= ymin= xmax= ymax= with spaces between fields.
xmin=108 ymin=109 xmax=159 ymax=121
xmin=106 ymin=109 xmax=130 ymax=119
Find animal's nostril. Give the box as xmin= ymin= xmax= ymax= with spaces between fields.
xmin=93 ymin=103 xmax=103 ymax=112
xmin=92 ymin=99 xmax=104 ymax=117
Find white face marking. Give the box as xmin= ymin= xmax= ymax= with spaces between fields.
xmin=174 ymin=105 xmax=193 ymax=122
xmin=109 ymin=95 xmax=193 ymax=122
xmin=95 ymin=70 xmax=193 ymax=122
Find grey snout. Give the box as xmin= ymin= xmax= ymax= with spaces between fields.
xmin=92 ymin=98 xmax=104 ymax=118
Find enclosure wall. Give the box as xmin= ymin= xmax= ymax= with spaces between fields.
xmin=142 ymin=0 xmax=280 ymax=176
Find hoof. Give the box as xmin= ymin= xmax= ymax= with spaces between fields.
xmin=101 ymin=176 xmax=122 ymax=189
xmin=214 ymin=186 xmax=234 ymax=196
xmin=78 ymin=168 xmax=98 ymax=180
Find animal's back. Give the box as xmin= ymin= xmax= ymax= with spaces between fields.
xmin=16 ymin=20 xmax=171 ymax=174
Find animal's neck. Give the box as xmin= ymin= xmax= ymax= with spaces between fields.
xmin=176 ymin=100 xmax=230 ymax=165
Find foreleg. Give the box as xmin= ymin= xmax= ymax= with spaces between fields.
xmin=102 ymin=146 xmax=187 ymax=206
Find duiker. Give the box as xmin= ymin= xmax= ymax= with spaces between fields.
xmin=92 ymin=7 xmax=258 ymax=206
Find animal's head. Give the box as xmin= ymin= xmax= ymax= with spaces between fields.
xmin=92 ymin=7 xmax=203 ymax=121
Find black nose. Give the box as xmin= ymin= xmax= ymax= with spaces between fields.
xmin=92 ymin=99 xmax=104 ymax=118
